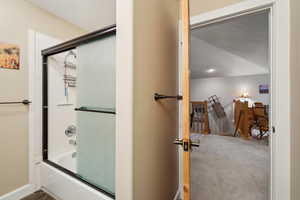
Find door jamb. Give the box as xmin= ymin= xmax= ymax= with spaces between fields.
xmin=28 ymin=30 xmax=62 ymax=190
xmin=177 ymin=0 xmax=291 ymax=199
xmin=28 ymin=30 xmax=39 ymax=190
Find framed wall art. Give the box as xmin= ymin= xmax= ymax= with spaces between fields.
xmin=259 ymin=84 xmax=269 ymax=94
xmin=0 ymin=42 xmax=20 ymax=70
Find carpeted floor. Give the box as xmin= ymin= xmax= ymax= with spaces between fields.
xmin=21 ymin=190 xmax=56 ymax=200
xmin=191 ymin=134 xmax=269 ymax=200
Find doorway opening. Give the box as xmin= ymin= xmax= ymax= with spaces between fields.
xmin=188 ymin=10 xmax=271 ymax=200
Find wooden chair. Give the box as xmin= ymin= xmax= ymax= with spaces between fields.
xmin=252 ymin=102 xmax=269 ymax=139
xmin=190 ymin=101 xmax=210 ymax=134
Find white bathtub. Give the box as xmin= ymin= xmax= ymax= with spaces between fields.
xmin=41 ymin=152 xmax=112 ymax=200
xmin=53 ymin=151 xmax=77 ymax=173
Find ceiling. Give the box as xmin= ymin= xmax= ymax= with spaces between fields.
xmin=26 ymin=0 xmax=116 ymax=31
xmin=191 ymin=11 xmax=269 ymax=79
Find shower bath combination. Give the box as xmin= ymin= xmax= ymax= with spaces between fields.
xmin=42 ymin=25 xmax=117 ymax=199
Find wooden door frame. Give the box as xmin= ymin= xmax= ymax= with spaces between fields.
xmin=181 ymin=0 xmax=191 ymax=199
xmin=177 ymin=0 xmax=291 ymax=199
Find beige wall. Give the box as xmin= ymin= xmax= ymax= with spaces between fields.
xmin=190 ymin=0 xmax=242 ymax=16
xmin=0 ymin=0 xmax=85 ymax=196
xmin=131 ymin=1 xmax=244 ymax=199
xmin=290 ymin=0 xmax=300 ymax=199
xmin=133 ymin=0 xmax=179 ymax=199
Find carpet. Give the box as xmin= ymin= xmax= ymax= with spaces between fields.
xmin=191 ymin=134 xmax=269 ymax=200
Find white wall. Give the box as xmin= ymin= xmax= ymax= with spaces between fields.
xmin=190 ymin=74 xmax=270 ymax=133
xmin=26 ymin=0 xmax=116 ymax=32
xmin=115 ymin=0 xmax=134 ymax=199
xmin=48 ymin=51 xmax=77 ymax=160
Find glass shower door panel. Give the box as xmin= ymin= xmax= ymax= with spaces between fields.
xmin=77 ymin=36 xmax=116 ymax=109
xmin=77 ymin=112 xmax=115 ymax=193
xmin=76 ymin=35 xmax=116 ymax=194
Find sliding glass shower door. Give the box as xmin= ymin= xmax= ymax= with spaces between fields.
xmin=76 ymin=35 xmax=116 ymax=193
xmin=43 ymin=25 xmax=116 ymax=198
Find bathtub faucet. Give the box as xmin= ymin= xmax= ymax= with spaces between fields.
xmin=65 ymin=125 xmax=76 ymax=137
xmin=69 ymin=139 xmax=77 ymax=146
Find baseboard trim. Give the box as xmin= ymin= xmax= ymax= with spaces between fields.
xmin=0 ymin=184 xmax=36 ymax=200
xmin=173 ymin=188 xmax=180 ymax=200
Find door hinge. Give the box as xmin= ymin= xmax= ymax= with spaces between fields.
xmin=272 ymin=126 xmax=275 ymax=133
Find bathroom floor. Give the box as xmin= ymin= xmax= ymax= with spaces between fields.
xmin=21 ymin=190 xmax=56 ymax=200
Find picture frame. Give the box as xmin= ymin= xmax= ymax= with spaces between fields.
xmin=259 ymin=84 xmax=269 ymax=94
xmin=0 ymin=42 xmax=20 ymax=70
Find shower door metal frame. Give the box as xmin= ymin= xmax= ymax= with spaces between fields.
xmin=42 ymin=24 xmax=116 ymax=199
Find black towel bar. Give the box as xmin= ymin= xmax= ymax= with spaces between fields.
xmin=0 ymin=99 xmax=31 ymax=105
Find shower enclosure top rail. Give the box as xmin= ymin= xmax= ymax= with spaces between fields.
xmin=42 ymin=24 xmax=116 ymax=57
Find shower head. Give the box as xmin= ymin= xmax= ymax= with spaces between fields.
xmin=65 ymin=50 xmax=77 ymax=61
xmin=68 ymin=50 xmax=77 ymax=58
xmin=64 ymin=50 xmax=77 ymax=69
